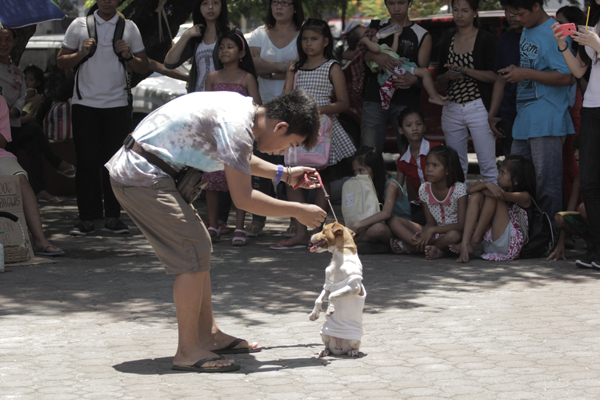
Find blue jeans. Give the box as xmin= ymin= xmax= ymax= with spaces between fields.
xmin=511 ymin=136 xmax=563 ymax=241
xmin=360 ymin=101 xmax=405 ymax=153
xmin=579 ymin=107 xmax=600 ymax=247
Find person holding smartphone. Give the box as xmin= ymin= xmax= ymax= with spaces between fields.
xmin=436 ymin=0 xmax=498 ymax=184
xmin=550 ymin=0 xmax=600 ymax=268
xmin=487 ymin=8 xmax=523 ymax=157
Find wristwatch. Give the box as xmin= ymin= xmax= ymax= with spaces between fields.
xmin=124 ymin=53 xmax=134 ymax=62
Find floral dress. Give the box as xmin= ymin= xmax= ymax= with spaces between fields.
xmin=481 ymin=203 xmax=529 ymax=261
xmin=203 ymin=73 xmax=250 ymax=192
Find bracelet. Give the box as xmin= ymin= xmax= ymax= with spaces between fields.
xmin=275 ymin=164 xmax=284 ymax=184
xmin=558 ymin=45 xmax=569 ymax=53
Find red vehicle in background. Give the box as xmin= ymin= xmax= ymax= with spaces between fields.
xmin=338 ymin=10 xmax=557 ymax=154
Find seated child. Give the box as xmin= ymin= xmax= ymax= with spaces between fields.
xmin=451 ymin=155 xmax=536 ymax=263
xmin=395 ymin=108 xmax=442 ymax=225
xmin=389 ymin=145 xmax=467 ymax=260
xmin=348 ymin=147 xmax=411 ymax=254
xmin=358 ymin=29 xmax=447 ymax=109
xmin=548 ymin=136 xmax=591 ymax=261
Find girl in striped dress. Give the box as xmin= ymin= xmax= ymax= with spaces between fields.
xmin=271 ymin=18 xmax=356 ymax=250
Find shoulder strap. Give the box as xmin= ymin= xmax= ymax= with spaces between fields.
xmin=240 ymin=72 xmax=248 ymax=85
xmin=86 ymin=14 xmax=97 ymax=57
xmin=113 ymin=16 xmax=126 ymax=61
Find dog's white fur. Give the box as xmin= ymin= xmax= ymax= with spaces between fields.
xmin=309 ymin=222 xmax=366 ymax=357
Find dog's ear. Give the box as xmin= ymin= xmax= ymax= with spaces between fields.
xmin=332 ymin=224 xmax=345 ymax=237
xmin=346 ymin=227 xmax=356 ymax=237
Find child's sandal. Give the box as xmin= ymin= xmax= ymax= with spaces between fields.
xmin=232 ymin=229 xmax=248 ymax=246
xmin=208 ymin=227 xmax=221 ymax=243
xmin=390 ymin=238 xmax=410 ymax=255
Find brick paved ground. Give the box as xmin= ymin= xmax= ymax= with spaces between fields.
xmin=1 ymin=198 xmax=600 ymax=399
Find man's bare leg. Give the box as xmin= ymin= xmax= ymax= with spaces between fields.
xmin=197 ymin=273 xmax=258 ymax=352
xmin=172 ymin=272 xmax=234 ymax=367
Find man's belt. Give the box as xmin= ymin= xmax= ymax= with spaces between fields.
xmin=123 ymin=134 xmax=179 ymax=179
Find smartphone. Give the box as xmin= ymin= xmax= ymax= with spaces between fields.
xmin=449 ymin=68 xmax=463 ymax=76
xmin=557 ymin=22 xmax=577 ymax=36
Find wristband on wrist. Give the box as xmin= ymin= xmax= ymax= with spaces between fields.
xmin=275 ymin=164 xmax=284 ymax=183
xmin=558 ymin=45 xmax=569 ymax=53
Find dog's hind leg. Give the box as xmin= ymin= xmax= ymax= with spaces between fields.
xmin=319 ymin=334 xmax=331 ymax=357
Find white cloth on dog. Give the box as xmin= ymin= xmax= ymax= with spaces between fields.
xmin=320 ymin=275 xmax=366 ymax=341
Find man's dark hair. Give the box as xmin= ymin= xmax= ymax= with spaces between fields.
xmin=263 ymin=89 xmax=320 ymax=150
xmin=499 ymin=0 xmax=543 ymax=12
xmin=265 ymin=0 xmax=305 ymax=30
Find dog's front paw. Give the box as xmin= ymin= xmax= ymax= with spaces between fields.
xmin=309 ymin=311 xmax=320 ymax=321
xmin=348 ymin=349 xmax=359 ymax=357
xmin=325 ymin=304 xmax=335 ymax=317
xmin=318 ymin=348 xmax=330 ymax=358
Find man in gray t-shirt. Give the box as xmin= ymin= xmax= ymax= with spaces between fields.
xmin=107 ymin=89 xmax=326 ymax=373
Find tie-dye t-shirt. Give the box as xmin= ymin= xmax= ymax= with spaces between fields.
xmin=106 ymin=91 xmax=255 ymax=186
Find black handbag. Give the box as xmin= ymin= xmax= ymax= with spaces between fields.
xmin=519 ymin=199 xmax=554 ymax=259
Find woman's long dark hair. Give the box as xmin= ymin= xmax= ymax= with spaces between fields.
xmin=265 ymin=0 xmax=304 ymax=30
xmin=557 ymin=6 xmax=590 ymax=65
xmin=214 ymin=28 xmax=257 ymax=80
xmin=294 ymin=18 xmax=334 ymax=71
xmin=192 ymin=0 xmax=230 ymax=39
xmin=352 ymin=146 xmax=387 ymax=204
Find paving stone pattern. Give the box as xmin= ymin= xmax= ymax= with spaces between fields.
xmin=1 ymin=199 xmax=600 ymax=399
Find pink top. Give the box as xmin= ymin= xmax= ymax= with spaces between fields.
xmin=211 ymin=72 xmax=249 ymax=96
xmin=0 ymin=98 xmax=17 ymax=160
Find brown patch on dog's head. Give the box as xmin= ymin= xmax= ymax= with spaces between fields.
xmin=309 ymin=222 xmax=357 ymax=254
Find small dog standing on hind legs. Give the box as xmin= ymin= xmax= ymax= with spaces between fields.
xmin=308 ymin=222 xmax=367 ymax=357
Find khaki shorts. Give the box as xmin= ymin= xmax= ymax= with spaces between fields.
xmin=111 ymin=177 xmax=212 ymax=274
xmin=0 ymin=157 xmax=28 ymax=178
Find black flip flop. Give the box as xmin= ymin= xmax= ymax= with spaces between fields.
xmin=171 ymin=357 xmax=240 ymax=373
xmin=213 ymin=338 xmax=262 ymax=355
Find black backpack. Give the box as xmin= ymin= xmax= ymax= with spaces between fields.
xmin=519 ymin=199 xmax=555 ymax=259
xmin=74 ymin=14 xmax=131 ymax=102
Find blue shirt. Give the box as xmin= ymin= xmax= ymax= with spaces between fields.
xmin=513 ymin=18 xmax=574 ymax=140
xmin=494 ymin=29 xmax=521 ymax=120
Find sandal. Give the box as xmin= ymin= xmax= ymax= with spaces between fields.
xmin=231 ymin=229 xmax=248 ymax=246
xmin=218 ymin=221 xmax=231 ymax=235
xmin=390 ymin=238 xmax=410 ymax=255
xmin=56 ymin=163 xmax=76 ymax=179
xmin=245 ymin=221 xmax=264 ymax=237
xmin=208 ymin=227 xmax=221 ymax=243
